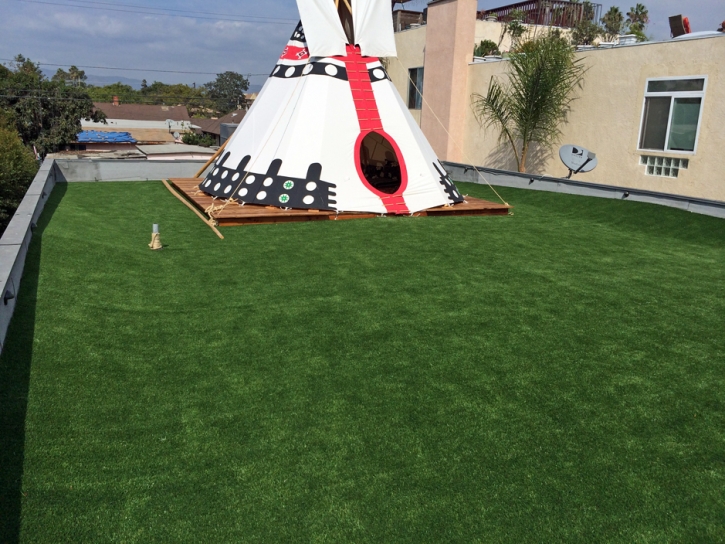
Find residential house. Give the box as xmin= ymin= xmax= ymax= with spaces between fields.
xmin=388 ymin=0 xmax=725 ymax=202
xmin=194 ymin=110 xmax=246 ymax=146
xmin=82 ymin=98 xmax=194 ymax=144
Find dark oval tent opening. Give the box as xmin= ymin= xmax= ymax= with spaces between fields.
xmin=359 ymin=132 xmax=402 ymax=195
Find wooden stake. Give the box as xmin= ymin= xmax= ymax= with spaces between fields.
xmin=162 ymin=179 xmax=224 ymax=239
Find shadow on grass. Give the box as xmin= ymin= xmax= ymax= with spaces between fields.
xmin=0 ymin=182 xmax=67 ymax=543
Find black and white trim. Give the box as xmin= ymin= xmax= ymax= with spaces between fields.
xmin=368 ymin=66 xmax=391 ymax=83
xmin=271 ymin=60 xmax=349 ymax=82
xmin=201 ymin=154 xmax=338 ymax=211
xmin=433 ymin=162 xmax=464 ymax=203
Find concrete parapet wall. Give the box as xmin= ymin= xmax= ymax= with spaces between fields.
xmin=54 ymin=159 xmax=210 ymax=182
xmin=443 ymin=161 xmax=725 ymax=219
xmin=0 ymin=158 xmax=215 ymax=355
xmin=0 ymin=160 xmax=57 ymax=354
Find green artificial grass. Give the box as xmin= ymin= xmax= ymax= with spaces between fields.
xmin=1 ymin=181 xmax=724 ymax=542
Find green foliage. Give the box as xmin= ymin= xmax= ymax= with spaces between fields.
xmin=474 ymin=39 xmax=501 ymax=57
xmin=0 ymin=55 xmax=105 ymax=154
xmin=571 ymin=1 xmax=603 ymax=45
xmin=601 ymin=6 xmax=624 ymax=41
xmin=0 ymin=121 xmax=38 ymax=234
xmin=203 ymin=71 xmax=250 ymax=115
xmin=85 ymin=82 xmax=137 ymax=103
xmin=502 ymin=9 xmax=527 ymax=49
xmin=572 ymin=19 xmax=603 ymax=45
xmin=181 ymin=132 xmax=216 ymax=147
xmin=626 ymin=3 xmax=649 ymax=41
xmin=472 ymin=34 xmax=586 ymax=173
xmin=51 ymin=66 xmax=87 ymax=86
xmin=85 ymin=71 xmax=249 ymax=117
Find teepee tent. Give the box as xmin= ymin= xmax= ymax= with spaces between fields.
xmin=199 ymin=0 xmax=464 ymax=215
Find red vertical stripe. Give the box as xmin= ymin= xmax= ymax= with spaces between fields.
xmin=339 ymin=45 xmax=409 ymax=214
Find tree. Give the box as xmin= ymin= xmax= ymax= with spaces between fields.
xmin=204 ymin=71 xmax=249 ymax=114
xmin=51 ymin=65 xmax=87 ymax=87
xmin=0 ymin=55 xmax=105 ymax=154
xmin=474 ymin=40 xmax=501 ymax=57
xmin=626 ymin=3 xmax=649 ymax=41
xmin=572 ymin=19 xmax=603 ymax=45
xmin=601 ymin=6 xmax=624 ymax=42
xmin=182 ymin=132 xmax=215 ymax=147
xmin=472 ymin=34 xmax=586 ymax=173
xmin=499 ymin=9 xmax=527 ymax=51
xmin=571 ymin=1 xmax=602 ymax=45
xmin=85 ymin=82 xmax=137 ymax=104
xmin=0 ymin=112 xmax=38 ymax=235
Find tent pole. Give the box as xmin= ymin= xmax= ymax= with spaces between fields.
xmin=194 ymin=140 xmax=229 ymax=179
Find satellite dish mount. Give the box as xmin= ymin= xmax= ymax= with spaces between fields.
xmin=559 ymin=144 xmax=598 ymax=179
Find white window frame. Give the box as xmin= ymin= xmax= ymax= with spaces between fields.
xmin=637 ymin=75 xmax=707 ymax=156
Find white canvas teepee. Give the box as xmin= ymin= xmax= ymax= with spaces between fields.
xmin=199 ymin=0 xmax=464 ymax=215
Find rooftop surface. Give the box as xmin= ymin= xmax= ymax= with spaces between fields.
xmin=136 ymin=144 xmax=216 ymax=155
xmin=194 ymin=111 xmax=246 ymax=136
xmin=1 ymin=182 xmax=723 ymax=541
xmin=93 ymin=103 xmax=192 ymax=122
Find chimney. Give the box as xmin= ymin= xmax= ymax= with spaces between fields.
xmin=420 ymin=0 xmax=478 ymax=162
xmin=112 ymin=96 xmax=120 ymax=106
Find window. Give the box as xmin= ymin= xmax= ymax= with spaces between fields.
xmin=638 ymin=77 xmax=706 ymax=153
xmin=639 ymin=155 xmax=689 ymax=178
xmin=407 ymin=67 xmax=424 ymax=110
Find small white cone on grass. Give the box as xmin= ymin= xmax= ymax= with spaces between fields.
xmin=149 ymin=224 xmax=162 ymax=250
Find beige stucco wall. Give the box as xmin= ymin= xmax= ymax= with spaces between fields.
xmin=389 ymin=26 xmax=427 ymax=125
xmin=420 ymin=0 xmax=478 ymax=162
xmin=464 ymin=36 xmax=725 ymax=201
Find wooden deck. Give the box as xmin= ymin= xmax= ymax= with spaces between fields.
xmin=167 ymin=178 xmax=511 ymax=226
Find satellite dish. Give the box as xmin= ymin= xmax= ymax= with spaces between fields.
xmin=173 ymin=131 xmax=180 ymax=139
xmin=560 ymin=144 xmax=597 ymax=179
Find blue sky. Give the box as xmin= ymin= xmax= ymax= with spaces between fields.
xmin=0 ymin=0 xmax=722 ymax=88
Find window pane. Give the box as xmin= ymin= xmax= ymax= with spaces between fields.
xmin=415 ymin=68 xmax=424 ymax=110
xmin=647 ymin=79 xmax=705 ymax=93
xmin=639 ymin=97 xmax=671 ymax=150
xmin=667 ymin=97 xmax=701 ymax=152
xmin=408 ymin=68 xmax=423 ymax=109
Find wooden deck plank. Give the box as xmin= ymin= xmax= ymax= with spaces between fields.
xmin=167 ymin=178 xmax=511 ymax=226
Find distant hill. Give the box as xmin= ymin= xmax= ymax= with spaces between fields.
xmin=84 ymin=74 xmax=145 ymax=89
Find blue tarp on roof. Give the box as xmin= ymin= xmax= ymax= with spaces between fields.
xmin=77 ymin=130 xmax=137 ymax=144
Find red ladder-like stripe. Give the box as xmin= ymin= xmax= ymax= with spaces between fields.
xmin=341 ymin=45 xmax=408 ymax=214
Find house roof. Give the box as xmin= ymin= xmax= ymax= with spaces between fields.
xmin=137 ymin=144 xmax=216 ymax=156
xmin=77 ymin=130 xmax=137 ymax=144
xmin=194 ymin=110 xmax=246 ymax=136
xmin=93 ymin=102 xmax=191 ymax=122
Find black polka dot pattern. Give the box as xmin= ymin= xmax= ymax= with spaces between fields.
xmin=270 ymin=61 xmax=348 ymax=82
xmin=433 ymin=162 xmax=464 ymax=203
xmin=200 ymin=156 xmax=337 ymax=211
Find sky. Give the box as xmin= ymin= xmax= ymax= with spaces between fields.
xmin=0 ymin=0 xmax=722 ymax=88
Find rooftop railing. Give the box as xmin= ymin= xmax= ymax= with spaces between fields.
xmin=478 ymin=0 xmax=603 ymax=29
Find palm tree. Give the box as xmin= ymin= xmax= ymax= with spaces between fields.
xmin=472 ymin=34 xmax=586 ymax=173
xmin=626 ymin=3 xmax=649 ymax=40
xmin=601 ymin=6 xmax=624 ymax=42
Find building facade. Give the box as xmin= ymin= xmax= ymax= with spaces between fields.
xmin=389 ymin=0 xmax=725 ymax=201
